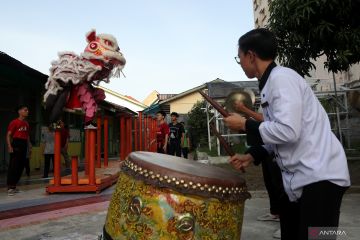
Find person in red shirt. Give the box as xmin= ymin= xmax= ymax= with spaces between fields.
xmin=6 ymin=105 xmax=31 ymax=196
xmin=155 ymin=111 xmax=169 ymax=154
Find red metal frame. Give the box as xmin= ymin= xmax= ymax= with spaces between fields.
xmin=138 ymin=112 xmax=143 ymax=151
xmin=47 ymin=113 xmax=145 ymax=194
xmin=144 ymin=115 xmax=148 ymax=150
xmin=71 ymin=156 xmax=78 ymax=186
xmin=85 ymin=130 xmax=89 ymax=175
xmin=96 ymin=116 xmax=102 ymax=168
xmin=134 ymin=117 xmax=138 ymax=151
xmin=129 ymin=117 xmax=133 ymax=154
xmin=152 ymin=118 xmax=157 ymax=152
xmin=54 ymin=130 xmax=61 ymax=186
xmin=88 ymin=129 xmax=96 ymax=185
xmin=147 ymin=116 xmax=152 ymax=151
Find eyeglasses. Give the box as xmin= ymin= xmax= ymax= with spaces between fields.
xmin=234 ymin=56 xmax=241 ymax=64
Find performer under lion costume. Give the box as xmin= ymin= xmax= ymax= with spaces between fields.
xmin=43 ymin=29 xmax=126 ymax=128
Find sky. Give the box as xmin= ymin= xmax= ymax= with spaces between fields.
xmin=0 ymin=0 xmax=254 ymax=102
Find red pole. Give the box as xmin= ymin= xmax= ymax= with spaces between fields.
xmin=104 ymin=116 xmax=109 ymax=167
xmin=147 ymin=116 xmax=152 ymax=151
xmin=85 ymin=129 xmax=89 ymax=175
xmin=120 ymin=116 xmax=126 ymax=160
xmin=138 ymin=112 xmax=143 ymax=151
xmin=71 ymin=156 xmax=78 ymax=186
xmin=129 ymin=117 xmax=133 ymax=154
xmin=96 ymin=116 xmax=102 ymax=168
xmin=134 ymin=117 xmax=138 ymax=151
xmin=144 ymin=115 xmax=148 ymax=151
xmin=54 ymin=129 xmax=61 ymax=186
xmin=88 ymin=129 xmax=96 ymax=185
xmin=152 ymin=118 xmax=157 ymax=152
xmin=149 ymin=118 xmax=153 ymax=152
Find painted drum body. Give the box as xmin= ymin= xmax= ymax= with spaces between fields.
xmin=103 ymin=151 xmax=250 ymax=240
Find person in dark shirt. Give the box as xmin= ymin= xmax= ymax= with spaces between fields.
xmin=167 ymin=112 xmax=184 ymax=157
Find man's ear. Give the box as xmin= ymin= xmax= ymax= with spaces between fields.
xmin=249 ymin=51 xmax=255 ymax=63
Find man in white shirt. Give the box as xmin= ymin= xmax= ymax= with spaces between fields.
xmin=224 ymin=28 xmax=350 ymax=240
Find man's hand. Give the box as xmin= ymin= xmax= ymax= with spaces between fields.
xmin=8 ymin=145 xmax=13 ymax=153
xmin=234 ymin=101 xmax=248 ymax=113
xmin=223 ymin=113 xmax=247 ymax=131
xmin=229 ymin=153 xmax=254 ymax=171
xmin=163 ymin=144 xmax=167 ymax=153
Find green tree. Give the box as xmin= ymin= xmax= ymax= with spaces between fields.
xmin=187 ymin=100 xmax=210 ymax=149
xmin=268 ymin=0 xmax=360 ymax=76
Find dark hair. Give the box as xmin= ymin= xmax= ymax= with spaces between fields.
xmin=16 ymin=105 xmax=28 ymax=112
xmin=156 ymin=110 xmax=166 ymax=117
xmin=238 ymin=28 xmax=277 ymax=60
xmin=170 ymin=112 xmax=179 ymax=117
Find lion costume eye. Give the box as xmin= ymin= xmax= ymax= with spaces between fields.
xmin=89 ymin=42 xmax=99 ymax=51
xmin=104 ymin=39 xmax=113 ymax=47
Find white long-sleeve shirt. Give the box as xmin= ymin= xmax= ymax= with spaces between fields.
xmin=259 ymin=66 xmax=350 ymax=202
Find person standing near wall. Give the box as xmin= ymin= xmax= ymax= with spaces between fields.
xmin=154 ymin=111 xmax=170 ymax=154
xmin=42 ymin=126 xmax=55 ymax=178
xmin=6 ymin=105 xmax=31 ymax=196
xmin=168 ymin=112 xmax=184 ymax=157
xmin=180 ymin=122 xmax=190 ymax=159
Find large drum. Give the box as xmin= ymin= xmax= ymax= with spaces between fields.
xmin=102 ymin=151 xmax=250 ymax=240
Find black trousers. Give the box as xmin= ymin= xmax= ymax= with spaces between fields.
xmin=182 ymin=147 xmax=189 ymax=159
xmin=157 ymin=144 xmax=165 ymax=154
xmin=43 ymin=154 xmax=55 ymax=178
xmin=168 ymin=141 xmax=182 ymax=157
xmin=261 ymin=158 xmax=284 ymax=215
xmin=279 ymin=181 xmax=348 ymax=240
xmin=7 ymin=139 xmax=27 ymax=189
xmin=25 ymin=157 xmax=30 ymax=176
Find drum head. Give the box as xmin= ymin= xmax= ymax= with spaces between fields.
xmin=122 ymin=151 xmax=250 ymax=202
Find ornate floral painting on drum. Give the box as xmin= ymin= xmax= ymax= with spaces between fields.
xmin=102 ymin=151 xmax=250 ymax=240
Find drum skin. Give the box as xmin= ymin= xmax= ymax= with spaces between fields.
xmin=103 ymin=152 xmax=250 ymax=240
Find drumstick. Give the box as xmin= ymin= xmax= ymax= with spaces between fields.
xmin=209 ymin=123 xmax=245 ymax=173
xmin=198 ymin=91 xmax=230 ymax=117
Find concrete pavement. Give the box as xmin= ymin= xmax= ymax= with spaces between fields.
xmin=0 ymin=185 xmax=359 ymax=240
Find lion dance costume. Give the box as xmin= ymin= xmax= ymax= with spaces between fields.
xmin=43 ymin=29 xmax=126 ymax=128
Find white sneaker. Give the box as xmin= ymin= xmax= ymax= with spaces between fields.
xmin=257 ymin=213 xmax=280 ymax=222
xmin=84 ymin=123 xmax=97 ymax=129
xmin=7 ymin=189 xmax=16 ymax=196
xmin=273 ymin=228 xmax=281 ymax=239
xmin=14 ymin=188 xmax=23 ymax=193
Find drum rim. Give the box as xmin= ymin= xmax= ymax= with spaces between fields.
xmin=122 ymin=151 xmax=251 ymax=202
